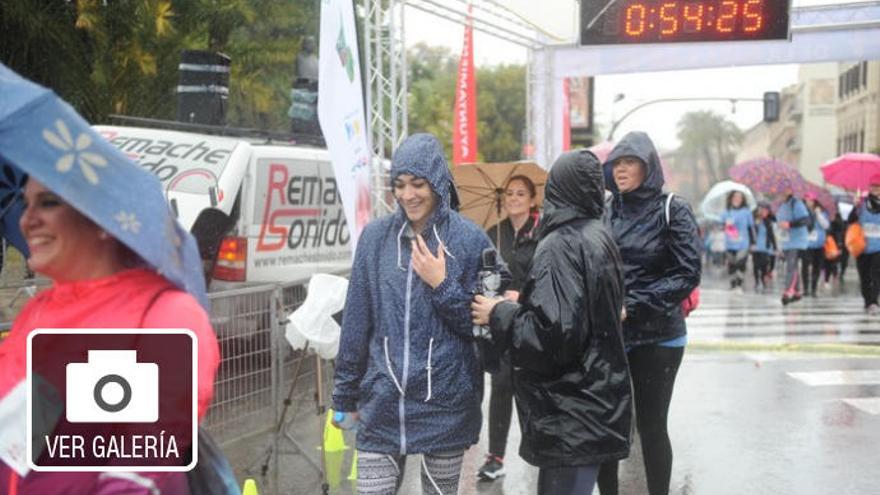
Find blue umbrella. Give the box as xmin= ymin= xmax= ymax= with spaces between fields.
xmin=0 ymin=63 xmax=208 ymax=309
xmin=0 ymin=161 xmax=29 ymax=256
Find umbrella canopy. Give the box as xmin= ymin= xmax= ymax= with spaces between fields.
xmin=802 ymin=181 xmax=837 ymax=216
xmin=821 ymin=153 xmax=880 ymax=192
xmin=452 ymin=161 xmax=547 ymax=229
xmin=728 ymin=158 xmax=805 ymax=196
xmin=588 ymin=141 xmax=615 ymax=163
xmin=699 ymin=180 xmax=756 ymax=222
xmin=0 ymin=63 xmax=208 ymax=308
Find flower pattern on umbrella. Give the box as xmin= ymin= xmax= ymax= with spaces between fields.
xmin=802 ymin=181 xmax=837 ymax=216
xmin=728 ymin=158 xmax=805 ymax=196
xmin=43 ymin=119 xmax=108 ymax=185
xmin=0 ymin=62 xmax=207 ymax=308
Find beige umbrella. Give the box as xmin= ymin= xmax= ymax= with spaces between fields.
xmin=451 ymin=161 xmax=548 ymax=230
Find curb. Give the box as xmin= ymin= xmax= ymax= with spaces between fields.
xmin=688 ymin=341 xmax=880 ymax=356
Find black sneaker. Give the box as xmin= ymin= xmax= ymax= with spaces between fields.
xmin=477 ymin=454 xmax=505 ymax=481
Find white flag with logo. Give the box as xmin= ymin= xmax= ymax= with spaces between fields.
xmin=318 ymin=0 xmax=372 ymax=255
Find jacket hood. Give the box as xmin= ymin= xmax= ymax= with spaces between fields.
xmin=603 ymin=131 xmax=665 ymax=200
xmin=540 ymin=149 xmax=604 ymax=237
xmin=390 ymin=133 xmax=456 ymax=227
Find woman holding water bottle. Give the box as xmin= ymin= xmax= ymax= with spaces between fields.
xmin=331 ymin=134 xmax=499 ymax=494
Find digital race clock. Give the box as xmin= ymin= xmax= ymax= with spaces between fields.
xmin=580 ymin=0 xmax=791 ymax=45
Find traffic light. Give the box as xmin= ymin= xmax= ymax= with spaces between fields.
xmin=763 ymin=91 xmax=780 ymax=123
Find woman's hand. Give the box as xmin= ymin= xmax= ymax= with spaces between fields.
xmin=471 ymin=294 xmax=504 ymax=326
xmin=778 ymin=220 xmax=790 ymax=229
xmin=412 ymin=234 xmax=446 ymax=289
xmin=331 ymin=411 xmax=359 ymax=429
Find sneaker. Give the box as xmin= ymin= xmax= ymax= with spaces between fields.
xmin=867 ymin=304 xmax=880 ymax=315
xmin=477 ymin=455 xmax=505 ymax=481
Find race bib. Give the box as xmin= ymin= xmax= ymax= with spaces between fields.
xmin=725 ymin=222 xmax=740 ymax=242
xmin=864 ymin=223 xmax=880 ymax=239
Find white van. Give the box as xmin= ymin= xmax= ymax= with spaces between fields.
xmin=94 ymin=125 xmax=352 ymax=291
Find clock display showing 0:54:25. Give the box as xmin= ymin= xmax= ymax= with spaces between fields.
xmin=582 ymin=0 xmax=791 ymax=45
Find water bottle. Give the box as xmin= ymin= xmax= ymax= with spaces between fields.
xmin=333 ymin=411 xmax=358 ymax=431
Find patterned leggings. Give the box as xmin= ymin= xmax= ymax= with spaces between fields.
xmin=357 ymin=450 xmax=464 ymax=495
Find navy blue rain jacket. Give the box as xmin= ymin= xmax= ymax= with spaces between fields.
xmin=603 ymin=132 xmax=702 ymax=346
xmin=332 ymin=133 xmax=494 ymax=455
xmin=490 ymin=150 xmax=633 ymax=468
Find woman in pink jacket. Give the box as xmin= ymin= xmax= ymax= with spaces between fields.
xmin=0 ymin=178 xmax=220 ymax=495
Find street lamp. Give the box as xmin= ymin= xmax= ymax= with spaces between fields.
xmin=608 ymin=93 xmax=625 ymax=141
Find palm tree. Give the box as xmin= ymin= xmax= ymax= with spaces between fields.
xmin=676 ymin=110 xmax=742 ymax=198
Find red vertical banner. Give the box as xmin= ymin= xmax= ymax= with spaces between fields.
xmin=453 ymin=3 xmax=477 ymax=165
xmin=562 ymin=78 xmax=571 ymax=152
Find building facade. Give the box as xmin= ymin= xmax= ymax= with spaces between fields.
xmin=837 ymin=61 xmax=880 ymax=156
xmin=737 ymin=63 xmax=840 ymax=184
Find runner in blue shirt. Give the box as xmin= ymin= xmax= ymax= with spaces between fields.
xmin=776 ymin=189 xmax=811 ymax=305
xmin=751 ymin=202 xmax=777 ymax=293
xmin=719 ymin=191 xmax=754 ymax=292
xmin=848 ymin=175 xmax=880 ymax=314
xmin=802 ymin=192 xmax=830 ymax=297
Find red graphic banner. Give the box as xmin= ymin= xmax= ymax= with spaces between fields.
xmin=453 ymin=4 xmax=477 ymax=165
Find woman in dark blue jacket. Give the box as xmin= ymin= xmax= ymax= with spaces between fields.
xmin=598 ymin=132 xmax=702 ymax=495
xmin=332 ymin=133 xmax=497 ymax=494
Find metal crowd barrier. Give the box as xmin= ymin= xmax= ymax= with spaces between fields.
xmin=203 ymin=273 xmax=347 ymax=449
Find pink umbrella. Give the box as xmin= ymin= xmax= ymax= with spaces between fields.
xmin=821 ymin=153 xmax=880 ymax=191
xmin=589 ymin=141 xmax=615 ymax=163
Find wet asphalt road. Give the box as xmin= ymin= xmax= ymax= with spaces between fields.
xmin=228 ymin=272 xmax=880 ymax=494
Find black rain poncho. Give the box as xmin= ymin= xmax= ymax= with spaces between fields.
xmin=603 ymin=131 xmax=702 ymax=346
xmin=489 ymin=150 xmax=633 ymax=468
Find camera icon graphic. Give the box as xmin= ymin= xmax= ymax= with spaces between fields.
xmin=65 ymin=350 xmax=159 ymax=423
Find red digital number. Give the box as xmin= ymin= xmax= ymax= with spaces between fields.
xmin=683 ymin=2 xmax=704 ymax=33
xmin=742 ymin=0 xmax=764 ymax=32
xmin=717 ymin=0 xmax=738 ymax=33
xmin=659 ymin=2 xmax=680 ymax=35
xmin=625 ymin=4 xmax=648 ymax=36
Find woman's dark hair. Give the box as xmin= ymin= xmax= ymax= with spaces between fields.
xmin=726 ymin=190 xmax=747 ymax=209
xmin=506 ymin=174 xmax=537 ymax=198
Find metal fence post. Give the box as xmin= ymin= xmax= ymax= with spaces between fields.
xmin=271 ymin=284 xmax=284 ymax=492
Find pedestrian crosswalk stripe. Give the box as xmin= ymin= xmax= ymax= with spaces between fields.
xmin=691 ymin=316 xmax=880 ymax=326
xmin=840 ymin=398 xmax=880 ymax=415
xmin=787 ymin=370 xmax=880 ymax=386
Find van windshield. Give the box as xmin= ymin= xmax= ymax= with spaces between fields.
xmin=94 ymin=126 xmax=238 ymax=195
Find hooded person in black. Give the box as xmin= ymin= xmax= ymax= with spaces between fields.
xmin=598 ymin=131 xmax=701 ymax=495
xmin=472 ymin=150 xmax=633 ymax=495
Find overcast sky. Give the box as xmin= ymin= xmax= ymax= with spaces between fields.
xmin=403 ymin=0 xmax=860 ymax=151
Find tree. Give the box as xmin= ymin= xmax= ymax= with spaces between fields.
xmin=406 ymin=43 xmax=526 ymax=163
xmin=676 ymin=110 xmax=743 ymax=199
xmin=0 ymin=0 xmax=318 ymax=129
